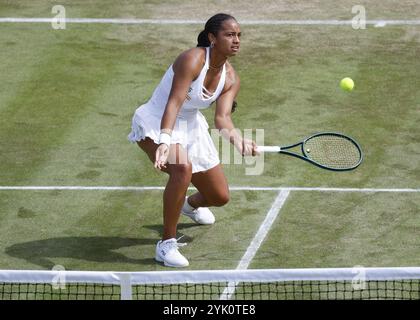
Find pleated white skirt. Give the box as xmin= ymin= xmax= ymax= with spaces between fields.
xmin=128 ymin=103 xmax=220 ymax=173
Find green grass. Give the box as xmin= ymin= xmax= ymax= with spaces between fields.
xmin=252 ymin=192 xmax=420 ymax=269
xmin=2 ymin=0 xmax=420 ymax=19
xmin=1 ymin=1 xmax=420 ymax=278
xmin=0 ymin=190 xmax=278 ymax=270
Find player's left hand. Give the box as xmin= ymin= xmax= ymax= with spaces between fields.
xmin=237 ymin=138 xmax=260 ymax=157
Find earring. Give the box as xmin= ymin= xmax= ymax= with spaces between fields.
xmin=210 ymin=42 xmax=214 ymax=48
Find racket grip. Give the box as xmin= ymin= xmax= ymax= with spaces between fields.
xmin=256 ymin=146 xmax=281 ymax=153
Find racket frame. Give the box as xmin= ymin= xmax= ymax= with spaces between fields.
xmin=262 ymin=132 xmax=363 ymax=171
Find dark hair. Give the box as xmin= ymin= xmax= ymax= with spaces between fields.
xmin=197 ymin=13 xmax=237 ymax=47
xmin=197 ymin=14 xmax=239 ymax=113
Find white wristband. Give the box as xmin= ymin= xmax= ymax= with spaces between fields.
xmin=158 ymin=132 xmax=171 ymax=147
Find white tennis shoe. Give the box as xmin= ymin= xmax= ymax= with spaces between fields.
xmin=181 ymin=197 xmax=215 ymax=225
xmin=155 ymin=238 xmax=189 ymax=268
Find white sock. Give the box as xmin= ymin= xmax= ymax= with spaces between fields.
xmin=183 ymin=197 xmax=196 ymax=212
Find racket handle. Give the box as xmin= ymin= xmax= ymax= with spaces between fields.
xmin=256 ymin=146 xmax=281 ymax=153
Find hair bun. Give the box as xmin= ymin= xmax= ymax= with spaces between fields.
xmin=196 ymin=13 xmax=237 ymax=47
xmin=197 ymin=30 xmax=210 ymax=47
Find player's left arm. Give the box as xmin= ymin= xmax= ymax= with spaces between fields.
xmin=214 ymin=66 xmax=258 ymax=156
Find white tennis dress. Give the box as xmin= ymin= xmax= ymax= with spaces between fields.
xmin=128 ymin=47 xmax=226 ymax=173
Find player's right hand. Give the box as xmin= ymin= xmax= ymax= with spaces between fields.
xmin=154 ymin=144 xmax=169 ymax=170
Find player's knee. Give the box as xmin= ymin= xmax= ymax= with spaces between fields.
xmin=212 ymin=191 xmax=230 ymax=207
xmin=169 ymin=163 xmax=192 ymax=184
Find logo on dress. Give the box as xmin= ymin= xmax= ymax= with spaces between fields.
xmin=185 ymin=87 xmax=193 ymax=101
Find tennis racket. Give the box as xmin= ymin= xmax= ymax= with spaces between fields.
xmin=257 ymin=132 xmax=363 ymax=171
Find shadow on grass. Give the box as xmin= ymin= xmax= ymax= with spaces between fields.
xmin=5 ymin=237 xmax=156 ymax=269
xmin=143 ymin=223 xmax=204 ymax=243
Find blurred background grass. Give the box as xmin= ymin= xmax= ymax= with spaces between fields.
xmin=0 ymin=0 xmax=419 ymax=271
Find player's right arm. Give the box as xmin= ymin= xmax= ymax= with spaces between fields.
xmin=155 ymin=48 xmax=204 ymax=170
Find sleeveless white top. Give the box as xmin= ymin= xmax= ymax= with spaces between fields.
xmin=142 ymin=46 xmax=226 ymax=118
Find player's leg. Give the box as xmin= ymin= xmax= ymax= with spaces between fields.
xmin=137 ymin=138 xmax=191 ymax=267
xmin=189 ymin=164 xmax=230 ymax=208
xmin=137 ymin=138 xmax=191 ymax=239
xmin=178 ymin=164 xmax=229 ymax=225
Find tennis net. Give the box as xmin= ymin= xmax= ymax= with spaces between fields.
xmin=1 ymin=267 xmax=419 ymax=300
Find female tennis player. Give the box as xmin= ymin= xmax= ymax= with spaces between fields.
xmin=128 ymin=13 xmax=258 ymax=267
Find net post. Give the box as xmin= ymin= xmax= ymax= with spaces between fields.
xmin=118 ymin=273 xmax=132 ymax=300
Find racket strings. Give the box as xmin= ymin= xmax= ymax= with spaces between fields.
xmin=304 ymin=135 xmax=361 ymax=169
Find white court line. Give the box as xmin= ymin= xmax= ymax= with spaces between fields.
xmin=0 ymin=186 xmax=419 ymax=192
xmin=220 ymin=190 xmax=290 ymax=300
xmin=1 ymin=17 xmax=420 ymax=26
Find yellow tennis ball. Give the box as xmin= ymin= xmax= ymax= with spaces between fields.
xmin=340 ymin=77 xmax=354 ymax=92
